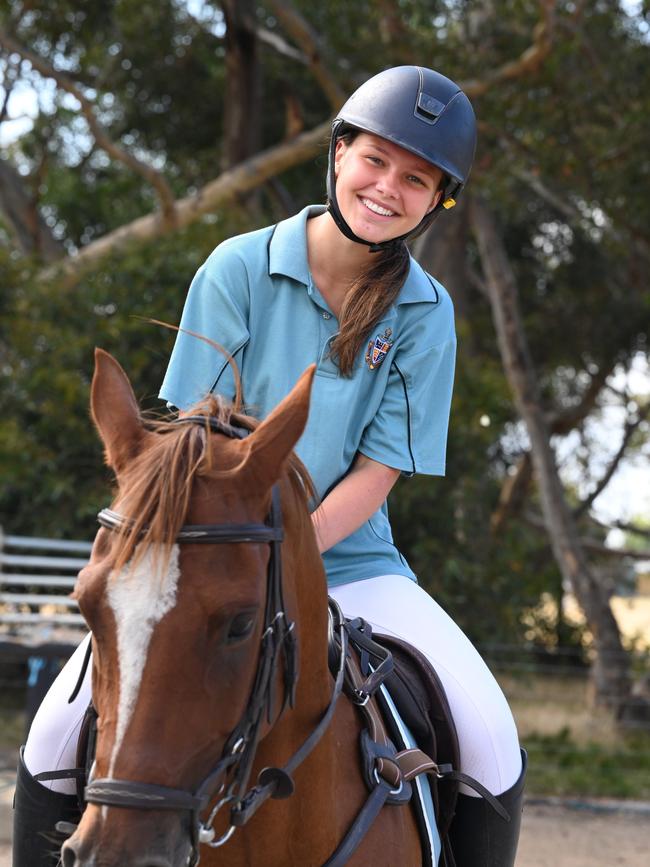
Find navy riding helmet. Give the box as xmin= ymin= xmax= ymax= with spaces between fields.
xmin=327 ymin=66 xmax=477 ymax=251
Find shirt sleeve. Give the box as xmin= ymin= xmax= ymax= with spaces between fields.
xmin=159 ymin=241 xmax=251 ymax=411
xmin=358 ymin=296 xmax=457 ymax=477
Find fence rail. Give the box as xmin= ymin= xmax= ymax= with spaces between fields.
xmin=0 ymin=528 xmax=91 ymax=631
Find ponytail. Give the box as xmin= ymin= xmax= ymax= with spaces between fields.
xmin=329 ymin=242 xmax=410 ymax=377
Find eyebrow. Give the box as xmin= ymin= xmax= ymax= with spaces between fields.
xmin=367 ymin=142 xmax=437 ymax=179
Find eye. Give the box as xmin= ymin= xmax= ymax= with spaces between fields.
xmin=226 ymin=612 xmax=257 ymax=643
xmin=407 ymin=174 xmax=426 ymax=186
xmin=366 ymin=154 xmax=382 ymax=165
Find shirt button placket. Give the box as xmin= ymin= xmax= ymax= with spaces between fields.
xmin=316 ymin=306 xmax=338 ymax=375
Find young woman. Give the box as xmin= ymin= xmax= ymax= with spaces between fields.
xmin=15 ymin=66 xmax=525 ymax=866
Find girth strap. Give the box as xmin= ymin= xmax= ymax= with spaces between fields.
xmin=322 ymin=777 xmax=399 ymax=867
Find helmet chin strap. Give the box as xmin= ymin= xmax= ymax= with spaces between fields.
xmin=326 ymin=199 xmax=398 ymax=253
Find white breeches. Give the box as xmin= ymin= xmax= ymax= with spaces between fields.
xmin=23 ymin=633 xmax=93 ymax=794
xmin=24 ymin=575 xmax=521 ymax=797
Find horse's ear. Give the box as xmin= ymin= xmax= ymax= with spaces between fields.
xmin=245 ymin=365 xmax=315 ymax=488
xmin=90 ymin=348 xmax=145 ymax=472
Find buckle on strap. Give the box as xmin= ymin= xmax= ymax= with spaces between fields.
xmin=344 ymin=617 xmax=394 ymax=699
xmin=359 ymin=731 xmax=412 ymax=806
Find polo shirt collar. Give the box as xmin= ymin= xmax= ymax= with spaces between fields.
xmin=269 ymin=204 xmax=439 ymax=306
xmin=269 ymin=205 xmax=324 ymax=285
xmin=398 ymin=257 xmax=440 ymax=305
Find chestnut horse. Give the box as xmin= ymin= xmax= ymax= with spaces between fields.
xmin=60 ymin=349 xmax=421 ymax=866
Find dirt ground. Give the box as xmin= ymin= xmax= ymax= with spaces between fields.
xmin=516 ymin=801 xmax=648 ymax=866
xmin=1 ymin=782 xmax=648 ymax=867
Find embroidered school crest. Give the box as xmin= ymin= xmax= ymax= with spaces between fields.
xmin=365 ymin=328 xmax=394 ymax=370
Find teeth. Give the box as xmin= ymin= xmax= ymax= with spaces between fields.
xmin=361 ymin=198 xmax=395 ymax=217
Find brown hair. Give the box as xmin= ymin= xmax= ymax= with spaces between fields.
xmin=329 ymin=243 xmax=410 ymax=376
xmin=107 ymin=394 xmax=314 ymax=578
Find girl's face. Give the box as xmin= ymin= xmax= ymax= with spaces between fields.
xmin=334 ymin=133 xmax=444 ymax=244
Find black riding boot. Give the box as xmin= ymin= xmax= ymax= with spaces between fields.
xmin=448 ymin=748 xmax=527 ymax=867
xmin=12 ymin=748 xmax=80 ymax=867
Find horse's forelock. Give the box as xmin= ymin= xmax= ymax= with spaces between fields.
xmin=104 ymin=394 xmax=315 ymax=580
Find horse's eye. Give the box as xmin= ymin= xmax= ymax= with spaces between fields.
xmin=227 ymin=613 xmax=256 ymax=643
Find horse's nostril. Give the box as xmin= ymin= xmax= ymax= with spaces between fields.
xmin=61 ymin=841 xmax=79 ymax=867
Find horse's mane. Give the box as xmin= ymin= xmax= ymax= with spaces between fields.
xmin=107 ymin=393 xmax=315 ymax=577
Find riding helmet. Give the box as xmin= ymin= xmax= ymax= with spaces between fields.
xmin=326 ymin=66 xmax=477 ymax=250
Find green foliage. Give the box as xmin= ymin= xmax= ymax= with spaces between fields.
xmin=526 ymin=728 xmax=650 ymax=799
xmin=0 ymin=208 xmax=258 ymax=537
xmin=622 ymin=516 xmax=650 ymax=554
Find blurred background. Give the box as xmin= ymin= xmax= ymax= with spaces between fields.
xmin=0 ymin=1 xmax=649 ymax=863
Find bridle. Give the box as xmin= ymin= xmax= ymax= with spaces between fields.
xmin=83 ymin=415 xmax=347 ymax=867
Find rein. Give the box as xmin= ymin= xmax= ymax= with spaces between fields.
xmin=81 ymin=415 xmax=348 ymax=867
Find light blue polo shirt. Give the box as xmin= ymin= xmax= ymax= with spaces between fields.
xmin=160 ymin=205 xmax=456 ymax=587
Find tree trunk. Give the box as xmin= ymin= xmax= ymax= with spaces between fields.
xmin=0 ymin=159 xmax=64 ymax=261
xmin=470 ymin=194 xmax=633 ymax=714
xmin=412 ymin=198 xmax=483 ymax=362
xmin=412 ymin=198 xmax=472 ymax=322
xmin=220 ymin=0 xmax=261 ymax=171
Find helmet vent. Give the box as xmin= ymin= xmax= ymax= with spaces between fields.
xmin=416 ymin=92 xmax=446 ymax=123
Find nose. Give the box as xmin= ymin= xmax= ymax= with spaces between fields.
xmin=375 ymin=167 xmax=400 ymax=199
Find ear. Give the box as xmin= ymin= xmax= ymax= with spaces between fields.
xmin=427 ymin=189 xmax=444 ymax=214
xmin=90 ymin=348 xmax=145 ymax=473
xmin=334 ymin=138 xmax=347 ymax=175
xmin=244 ymin=365 xmax=316 ymax=490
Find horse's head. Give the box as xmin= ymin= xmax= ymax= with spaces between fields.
xmin=62 ymin=349 xmax=324 ymax=867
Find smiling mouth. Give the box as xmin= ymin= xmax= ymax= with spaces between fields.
xmin=359 ymin=197 xmax=397 ymax=218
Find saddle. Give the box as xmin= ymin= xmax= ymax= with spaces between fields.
xmin=327 ymin=599 xmax=508 ymax=867
xmin=378 ymin=633 xmax=460 ymax=851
